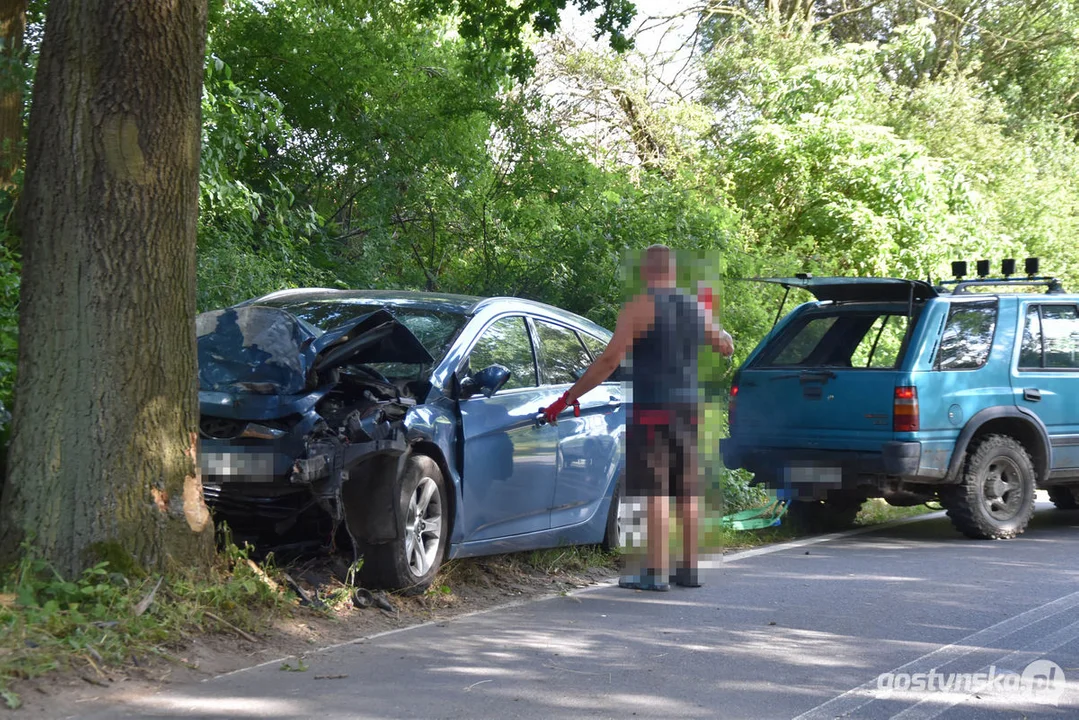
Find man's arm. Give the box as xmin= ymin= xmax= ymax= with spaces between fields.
xmin=697 ymin=283 xmax=733 ymax=357
xmin=564 ymin=295 xmax=650 ymax=404
xmin=705 ymin=317 xmax=735 ymax=357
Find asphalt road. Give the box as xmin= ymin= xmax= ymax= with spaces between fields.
xmin=76 ymin=502 xmax=1079 ymax=720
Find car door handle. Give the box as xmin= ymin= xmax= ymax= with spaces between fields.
xmin=1024 ymin=388 xmax=1042 ymax=402
xmin=534 ymin=410 xmax=548 ymax=427
xmin=608 ymin=395 xmax=622 ymax=407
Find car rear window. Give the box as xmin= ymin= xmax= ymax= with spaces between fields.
xmin=935 ymin=301 xmax=997 ymax=370
xmin=756 ymin=309 xmax=912 ymax=369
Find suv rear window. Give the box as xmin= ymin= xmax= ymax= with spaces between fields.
xmin=935 ymin=301 xmax=997 ymax=370
xmin=756 ymin=310 xmax=912 ymax=369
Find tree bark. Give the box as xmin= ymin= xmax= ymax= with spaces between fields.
xmin=0 ymin=0 xmax=26 ymax=188
xmin=0 ymin=0 xmax=214 ymax=578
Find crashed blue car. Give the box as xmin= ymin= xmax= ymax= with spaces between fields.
xmin=197 ymin=289 xmax=624 ymax=593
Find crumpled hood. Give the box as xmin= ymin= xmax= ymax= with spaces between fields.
xmin=197 ymin=305 xmax=433 ymax=395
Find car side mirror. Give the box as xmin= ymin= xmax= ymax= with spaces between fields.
xmin=458 ymin=375 xmax=479 ymax=399
xmin=472 ymin=364 xmax=511 ymax=398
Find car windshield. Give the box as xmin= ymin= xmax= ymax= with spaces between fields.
xmin=755 ymin=306 xmax=914 ymax=369
xmin=261 ymin=299 xmax=468 ymax=377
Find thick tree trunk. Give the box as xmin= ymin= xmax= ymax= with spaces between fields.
xmin=0 ymin=1 xmax=214 ymax=578
xmin=0 ymin=0 xmax=26 ymax=188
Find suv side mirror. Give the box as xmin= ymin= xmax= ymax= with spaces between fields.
xmin=462 ymin=364 xmax=511 ymax=399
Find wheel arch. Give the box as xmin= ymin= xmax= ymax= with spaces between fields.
xmin=946 ymin=407 xmax=1051 ymax=485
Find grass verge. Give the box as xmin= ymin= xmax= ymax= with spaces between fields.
xmin=0 ymin=542 xmax=288 ymax=710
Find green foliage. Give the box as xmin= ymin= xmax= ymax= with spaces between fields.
xmin=0 ymin=192 xmax=18 ymax=457
xmin=0 ymin=542 xmax=287 ymax=706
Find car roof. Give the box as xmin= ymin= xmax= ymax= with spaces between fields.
xmin=247 ymin=288 xmax=612 ymax=337
xmin=251 ymin=288 xmax=484 ymax=314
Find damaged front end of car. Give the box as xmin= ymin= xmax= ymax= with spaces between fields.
xmin=196 ymin=304 xmax=433 ymax=554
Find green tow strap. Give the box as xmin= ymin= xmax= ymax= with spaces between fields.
xmin=718 ymin=499 xmax=788 ymax=530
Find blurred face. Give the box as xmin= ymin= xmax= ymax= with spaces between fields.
xmin=641 ymin=246 xmax=675 ymax=286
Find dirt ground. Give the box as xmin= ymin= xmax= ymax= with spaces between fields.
xmin=2 ymin=553 xmax=618 ymax=719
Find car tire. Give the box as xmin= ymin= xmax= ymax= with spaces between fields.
xmin=600 ymin=475 xmax=622 ymax=552
xmin=360 ymin=455 xmax=447 ymax=595
xmin=944 ymin=434 xmax=1035 ymax=540
xmin=788 ymin=494 xmax=863 ymax=533
xmin=1048 ymin=486 xmax=1079 ymax=510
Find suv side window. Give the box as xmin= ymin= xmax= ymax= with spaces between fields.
xmin=1019 ymin=304 xmax=1079 ymax=370
xmin=936 ymin=301 xmax=997 ymax=370
xmin=535 ymin=320 xmax=591 ymax=385
xmin=467 ymin=316 xmax=537 ymax=390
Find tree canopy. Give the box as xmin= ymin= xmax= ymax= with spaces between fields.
xmin=2 ymin=0 xmax=1079 ymax=570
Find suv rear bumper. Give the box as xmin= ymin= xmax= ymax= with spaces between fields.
xmin=721 ymin=439 xmax=923 ymax=484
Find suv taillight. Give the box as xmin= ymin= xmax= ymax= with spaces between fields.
xmin=893 ymin=386 xmax=919 ymax=432
xmin=729 ymin=384 xmax=739 ymax=428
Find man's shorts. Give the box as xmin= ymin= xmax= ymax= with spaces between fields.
xmin=625 ymin=404 xmax=699 ymax=498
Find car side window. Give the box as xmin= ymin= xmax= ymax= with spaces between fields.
xmin=936 ymin=301 xmax=997 ymax=370
xmin=468 ymin=316 xmax=537 ymax=390
xmin=580 ymin=332 xmax=608 ymax=361
xmin=1020 ymin=304 xmax=1079 ymax=370
xmin=535 ymin=320 xmax=591 ymax=385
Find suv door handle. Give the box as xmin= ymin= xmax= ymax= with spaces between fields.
xmin=1023 ymin=388 xmax=1042 ymax=402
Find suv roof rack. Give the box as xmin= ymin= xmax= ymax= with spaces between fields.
xmin=936 ymin=277 xmax=1066 ymax=295
xmin=935 ymin=257 xmax=1066 ymax=295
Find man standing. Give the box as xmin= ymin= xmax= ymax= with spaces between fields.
xmin=542 ymin=245 xmax=734 ymax=591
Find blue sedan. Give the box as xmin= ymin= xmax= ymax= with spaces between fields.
xmin=197 ymin=289 xmax=625 ymax=593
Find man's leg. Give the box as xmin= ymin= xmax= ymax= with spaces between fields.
xmin=647 ymin=494 xmax=670 ymax=576
xmin=673 ymin=408 xmax=702 ymax=587
xmin=678 ymin=495 xmax=698 ymax=571
xmin=619 ymin=422 xmax=671 ymax=591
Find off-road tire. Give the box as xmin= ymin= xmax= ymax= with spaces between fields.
xmin=360 ymin=455 xmax=448 ymax=595
xmin=788 ymin=493 xmax=864 ymax=533
xmin=1048 ymin=486 xmax=1079 ymax=510
xmin=600 ymin=475 xmax=623 ymax=552
xmin=944 ymin=434 xmax=1035 ymax=539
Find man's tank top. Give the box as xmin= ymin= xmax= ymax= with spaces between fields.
xmin=630 ymin=288 xmax=705 ymax=406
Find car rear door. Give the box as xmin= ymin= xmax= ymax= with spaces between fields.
xmin=458 ymin=315 xmax=558 ymax=541
xmin=531 ymin=319 xmax=623 ymax=530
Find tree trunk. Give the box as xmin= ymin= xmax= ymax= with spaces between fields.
xmin=0 ymin=0 xmax=26 ymax=188
xmin=0 ymin=0 xmax=214 ymax=578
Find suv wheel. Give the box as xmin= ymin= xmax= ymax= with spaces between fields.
xmin=1048 ymin=486 xmax=1079 ymax=510
xmin=944 ymin=435 xmax=1035 ymax=539
xmin=361 ymin=455 xmax=447 ymax=594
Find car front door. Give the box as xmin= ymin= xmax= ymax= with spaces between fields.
xmin=458 ymin=315 xmax=558 ymax=542
xmin=1013 ymin=301 xmax=1079 ymax=475
xmin=533 ymin=319 xmax=623 ymax=529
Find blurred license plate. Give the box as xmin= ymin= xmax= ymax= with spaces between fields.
xmin=201 ymin=450 xmax=276 ymax=481
xmin=784 ymin=464 xmax=842 ymax=484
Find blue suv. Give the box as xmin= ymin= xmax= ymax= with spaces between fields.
xmin=721 ymin=261 xmax=1079 ymax=539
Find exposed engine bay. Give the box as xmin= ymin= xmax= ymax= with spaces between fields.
xmin=195 ymin=304 xmax=435 ymax=552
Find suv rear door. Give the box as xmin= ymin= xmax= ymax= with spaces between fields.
xmin=1013 ymin=300 xmax=1079 ymax=475
xmin=732 ymin=278 xmax=932 ymax=453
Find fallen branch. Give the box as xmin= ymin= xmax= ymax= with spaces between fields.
xmin=203 ymin=610 xmax=259 ymax=643
xmin=133 ymin=576 xmax=163 ymax=617
xmin=245 ymin=559 xmax=282 ymax=594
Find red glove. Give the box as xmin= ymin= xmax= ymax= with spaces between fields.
xmin=698 ymin=283 xmax=714 ymax=312
xmin=542 ymin=392 xmax=580 ymax=425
